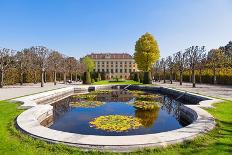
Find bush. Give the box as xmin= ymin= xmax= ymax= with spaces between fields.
xmin=143 ymin=72 xmax=152 ymax=84
xmin=139 ymin=72 xmax=144 ymax=83
xmin=83 ymin=71 xmax=91 ymax=84
xmin=100 ymin=71 xmax=106 ymax=80
xmin=133 ymin=72 xmax=140 ymax=82
xmin=97 ymin=72 xmax=101 ymax=81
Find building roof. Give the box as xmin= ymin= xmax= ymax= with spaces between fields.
xmin=87 ymin=53 xmax=133 ymax=59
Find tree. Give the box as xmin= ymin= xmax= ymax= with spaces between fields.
xmin=48 ymin=51 xmax=63 ymax=85
xmin=15 ymin=49 xmax=31 ymax=85
xmin=207 ymin=49 xmax=224 ymax=84
xmin=160 ymin=58 xmax=166 ymax=83
xmin=73 ymin=60 xmax=82 ymax=82
xmin=66 ymin=57 xmax=77 ymax=81
xmin=0 ymin=48 xmax=14 ymax=88
xmin=83 ymin=56 xmax=95 ymax=72
xmin=153 ymin=60 xmax=161 ymax=82
xmin=166 ymin=56 xmax=174 ymax=84
xmin=174 ymin=51 xmax=185 ymax=85
xmin=60 ymin=56 xmax=68 ymax=84
xmin=185 ymin=46 xmax=205 ymax=87
xmin=29 ymin=46 xmax=49 ymax=87
xmin=78 ymin=61 xmax=86 ymax=81
xmin=83 ymin=56 xmax=95 ymax=84
xmin=220 ymin=41 xmax=232 ymax=68
xmin=134 ymin=32 xmax=160 ymax=84
xmin=196 ymin=53 xmax=207 ymax=84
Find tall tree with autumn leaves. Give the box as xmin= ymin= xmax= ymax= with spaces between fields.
xmin=134 ymin=33 xmax=160 ymax=84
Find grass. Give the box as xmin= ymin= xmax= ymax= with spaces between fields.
xmin=0 ymin=99 xmax=232 ymax=154
xmin=93 ymin=80 xmax=142 ymax=85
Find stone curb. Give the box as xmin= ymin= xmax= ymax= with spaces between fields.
xmin=14 ymin=85 xmax=217 ymax=152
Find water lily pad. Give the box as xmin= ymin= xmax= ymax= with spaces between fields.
xmin=133 ymin=101 xmax=159 ymax=110
xmin=89 ymin=115 xmax=143 ymax=132
xmin=70 ymin=101 xmax=104 ymax=108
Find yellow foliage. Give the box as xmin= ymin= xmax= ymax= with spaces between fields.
xmin=89 ymin=115 xmax=143 ymax=132
xmin=134 ymin=32 xmax=160 ymax=71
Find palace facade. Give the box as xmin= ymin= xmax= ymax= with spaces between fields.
xmin=86 ymin=53 xmax=138 ymax=79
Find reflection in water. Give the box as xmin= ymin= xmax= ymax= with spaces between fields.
xmin=161 ymin=96 xmax=181 ymax=122
xmin=135 ymin=107 xmax=159 ymax=128
xmin=46 ymin=90 xmax=192 ymax=136
xmin=96 ymin=90 xmax=134 ymax=102
xmin=51 ymin=97 xmax=71 ymax=122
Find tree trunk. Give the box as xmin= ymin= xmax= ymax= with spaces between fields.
xmin=20 ymin=63 xmax=23 ymax=85
xmin=170 ymin=69 xmax=173 ymax=84
xmin=163 ymin=68 xmax=166 ymax=83
xmin=44 ymin=72 xmax=47 ymax=83
xmin=41 ymin=70 xmax=44 ymax=87
xmin=192 ymin=66 xmax=196 ymax=88
xmin=0 ymin=70 xmax=4 ymax=88
xmin=189 ymin=69 xmax=192 ymax=82
xmin=180 ymin=71 xmax=183 ymax=85
xmin=70 ymin=72 xmax=72 ymax=81
xmin=34 ymin=71 xmax=37 ymax=84
xmin=54 ymin=71 xmax=57 ymax=85
xmin=63 ymin=73 xmax=67 ymax=84
xmin=75 ymin=73 xmax=78 ymax=82
xmin=199 ymin=69 xmax=202 ymax=84
xmin=213 ymin=67 xmax=217 ymax=84
xmin=20 ymin=70 xmax=23 ymax=86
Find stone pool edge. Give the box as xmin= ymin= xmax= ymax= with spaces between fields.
xmin=13 ymin=85 xmax=219 ymax=152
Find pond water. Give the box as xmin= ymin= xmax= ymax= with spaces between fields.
xmin=47 ymin=90 xmax=191 ymax=136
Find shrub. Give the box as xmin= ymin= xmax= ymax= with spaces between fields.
xmin=143 ymin=71 xmax=152 ymax=84
xmin=84 ymin=71 xmax=91 ymax=84
xmin=133 ymin=72 xmax=140 ymax=82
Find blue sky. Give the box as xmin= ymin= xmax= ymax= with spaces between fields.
xmin=0 ymin=0 xmax=232 ymax=58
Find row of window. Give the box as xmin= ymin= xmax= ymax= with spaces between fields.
xmin=97 ymin=65 xmax=135 ymax=68
xmin=93 ymin=69 xmax=136 ymax=73
xmin=96 ymin=61 xmax=135 ymax=65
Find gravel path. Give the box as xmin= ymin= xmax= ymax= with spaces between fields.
xmin=153 ymin=81 xmax=232 ymax=100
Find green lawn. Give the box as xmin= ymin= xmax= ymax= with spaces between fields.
xmin=0 ymin=99 xmax=231 ymax=155
xmin=93 ymin=80 xmax=142 ymax=85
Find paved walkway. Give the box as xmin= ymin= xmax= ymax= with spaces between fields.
xmin=1 ymin=81 xmax=232 ymax=101
xmin=153 ymin=81 xmax=232 ymax=100
xmin=0 ymin=83 xmax=68 ymax=101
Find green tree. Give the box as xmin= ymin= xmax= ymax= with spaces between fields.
xmin=134 ymin=33 xmax=160 ymax=84
xmin=83 ymin=56 xmax=95 ymax=72
xmin=83 ymin=56 xmax=95 ymax=84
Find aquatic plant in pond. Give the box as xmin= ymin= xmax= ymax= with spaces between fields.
xmin=89 ymin=115 xmax=143 ymax=132
xmin=136 ymin=94 xmax=162 ymax=101
xmin=70 ymin=101 xmax=104 ymax=108
xmin=72 ymin=94 xmax=97 ymax=100
xmin=128 ymin=90 xmax=146 ymax=95
xmin=133 ymin=101 xmax=160 ymax=110
xmin=91 ymin=90 xmax=113 ymax=94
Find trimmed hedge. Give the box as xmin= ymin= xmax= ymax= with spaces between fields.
xmin=174 ymin=68 xmax=232 ymax=85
